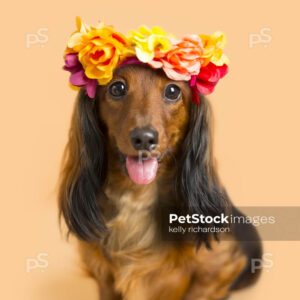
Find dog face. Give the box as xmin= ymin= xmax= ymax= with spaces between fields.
xmin=98 ymin=65 xmax=191 ymax=184
xmin=59 ymin=64 xmax=228 ymax=242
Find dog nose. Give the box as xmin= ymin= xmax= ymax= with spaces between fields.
xmin=130 ymin=127 xmax=158 ymax=151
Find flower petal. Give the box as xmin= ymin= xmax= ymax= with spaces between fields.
xmin=68 ymin=32 xmax=83 ymax=49
xmin=212 ymin=31 xmax=227 ymax=48
xmin=139 ymin=25 xmax=152 ymax=36
xmin=196 ymin=81 xmax=215 ymax=95
xmin=163 ymin=67 xmax=191 ymax=81
xmin=70 ymin=70 xmax=88 ymax=86
xmin=64 ymin=53 xmax=79 ymax=67
xmin=148 ymin=59 xmax=163 ymax=68
xmin=135 ymin=47 xmax=154 ymax=63
xmin=148 ymin=35 xmax=171 ymax=52
xmin=191 ymin=84 xmax=200 ymax=104
xmin=217 ymin=64 xmax=229 ymax=78
xmin=151 ymin=26 xmax=167 ymax=36
xmin=86 ymin=79 xmax=98 ymax=98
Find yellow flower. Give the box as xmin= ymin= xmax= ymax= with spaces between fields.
xmin=200 ymin=31 xmax=229 ymax=66
xmin=127 ymin=25 xmax=172 ymax=63
xmin=66 ymin=17 xmax=133 ymax=85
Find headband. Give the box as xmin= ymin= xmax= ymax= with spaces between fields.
xmin=63 ymin=17 xmax=229 ymax=104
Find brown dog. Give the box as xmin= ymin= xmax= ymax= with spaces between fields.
xmin=59 ymin=64 xmax=262 ymax=299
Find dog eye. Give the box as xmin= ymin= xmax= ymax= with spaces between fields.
xmin=163 ymin=84 xmax=181 ymax=102
xmin=108 ymin=81 xmax=127 ymax=99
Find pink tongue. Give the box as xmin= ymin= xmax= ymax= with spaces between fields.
xmin=126 ymin=156 xmax=158 ymax=185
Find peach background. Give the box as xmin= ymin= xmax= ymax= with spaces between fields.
xmin=1 ymin=0 xmax=300 ymax=299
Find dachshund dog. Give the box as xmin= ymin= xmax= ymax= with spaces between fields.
xmin=59 ymin=64 xmax=262 ymax=300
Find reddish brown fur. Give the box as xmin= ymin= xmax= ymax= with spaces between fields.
xmin=99 ymin=66 xmax=190 ymax=182
xmin=59 ymin=65 xmax=247 ymax=299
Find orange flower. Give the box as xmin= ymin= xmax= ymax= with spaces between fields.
xmin=149 ymin=35 xmax=203 ymax=81
xmin=66 ymin=18 xmax=133 ymax=85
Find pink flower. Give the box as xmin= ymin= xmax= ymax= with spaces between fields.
xmin=190 ymin=62 xmax=228 ymax=104
xmin=63 ymin=53 xmax=98 ymax=98
xmin=149 ymin=35 xmax=204 ymax=81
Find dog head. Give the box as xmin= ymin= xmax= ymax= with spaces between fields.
xmin=59 ymin=64 xmax=228 ymax=242
xmin=99 ymin=65 xmax=191 ymax=184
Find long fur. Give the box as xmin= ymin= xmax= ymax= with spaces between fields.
xmin=58 ymin=67 xmax=262 ymax=298
xmin=179 ymin=96 xmax=230 ymax=245
xmin=59 ymin=89 xmax=107 ymax=241
xmin=59 ymin=90 xmax=229 ymax=244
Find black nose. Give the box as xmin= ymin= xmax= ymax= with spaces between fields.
xmin=130 ymin=126 xmax=158 ymax=151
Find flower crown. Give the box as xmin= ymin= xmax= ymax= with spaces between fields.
xmin=63 ymin=17 xmax=229 ymax=104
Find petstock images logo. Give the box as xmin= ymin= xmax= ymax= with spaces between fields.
xmin=166 ymin=207 xmax=300 ymax=242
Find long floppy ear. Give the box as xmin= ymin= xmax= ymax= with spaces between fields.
xmin=179 ymin=95 xmax=230 ymax=245
xmin=58 ymin=89 xmax=107 ymax=242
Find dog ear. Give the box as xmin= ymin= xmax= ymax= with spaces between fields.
xmin=58 ymin=89 xmax=107 ymax=242
xmin=179 ymin=95 xmax=230 ymax=245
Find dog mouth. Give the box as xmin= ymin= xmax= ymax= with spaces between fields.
xmin=125 ymin=156 xmax=158 ymax=185
xmin=117 ymin=149 xmax=167 ymax=185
